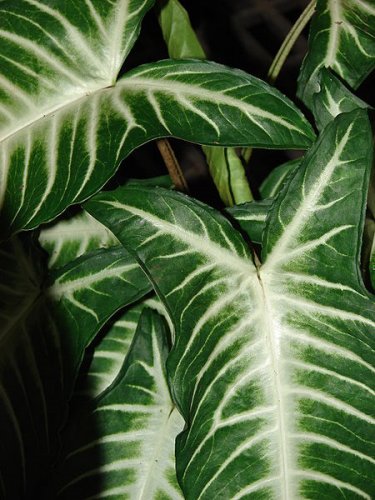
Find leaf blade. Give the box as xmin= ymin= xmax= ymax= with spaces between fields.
xmin=0 ymin=235 xmax=151 ymax=497
xmin=298 ymin=0 xmax=375 ymax=108
xmin=56 ymin=308 xmax=184 ymax=500
xmin=1 ymin=48 xmax=315 ymax=235
xmin=86 ymin=111 xmax=375 ymax=498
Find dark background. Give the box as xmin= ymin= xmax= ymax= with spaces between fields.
xmin=114 ymin=0 xmax=374 ymax=207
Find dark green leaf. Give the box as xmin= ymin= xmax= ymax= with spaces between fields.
xmin=86 ymin=109 xmax=375 ymax=499
xmin=298 ymin=0 xmax=375 ymax=108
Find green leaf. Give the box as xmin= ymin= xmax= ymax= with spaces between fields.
xmin=204 ymin=147 xmax=253 ymax=206
xmin=0 ymin=236 xmax=151 ymax=498
xmin=39 ymin=210 xmax=119 ymax=270
xmin=56 ymin=308 xmax=184 ymax=499
xmin=158 ymin=0 xmax=205 ymax=59
xmin=371 ymin=231 xmax=375 ymax=289
xmin=158 ymin=0 xmax=252 ymax=205
xmin=312 ymin=68 xmax=370 ymax=131
xmin=0 ymin=0 xmax=315 ymax=237
xmin=47 ymin=246 xmax=151 ymax=370
xmin=86 ymin=109 xmax=375 ymax=499
xmin=75 ymin=303 xmax=144 ymax=399
xmin=0 ymin=0 xmax=155 ymax=237
xmin=226 ymin=199 xmax=272 ymax=244
xmin=259 ymin=158 xmax=301 ymax=199
xmin=298 ymin=0 xmax=375 ymax=108
xmin=39 ymin=176 xmax=172 ymax=270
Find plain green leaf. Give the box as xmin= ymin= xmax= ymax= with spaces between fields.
xmin=158 ymin=0 xmax=205 ymax=59
xmin=204 ymin=147 xmax=253 ymax=206
xmin=86 ymin=109 xmax=375 ymax=499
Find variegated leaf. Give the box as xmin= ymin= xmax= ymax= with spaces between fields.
xmin=47 ymin=246 xmax=151 ymax=366
xmin=0 ymin=0 xmax=315 ymax=238
xmin=226 ymin=199 xmax=272 ymax=244
xmin=259 ymin=158 xmax=301 ymax=199
xmin=158 ymin=0 xmax=252 ymax=205
xmin=39 ymin=176 xmax=172 ymax=270
xmin=39 ymin=211 xmax=119 ymax=270
xmin=298 ymin=0 xmax=375 ymax=108
xmin=75 ymin=303 xmax=144 ymax=399
xmin=56 ymin=308 xmax=184 ymax=500
xmin=0 ymin=0 xmax=154 ymax=236
xmin=311 ymin=68 xmax=369 ymax=131
xmin=0 ymin=236 xmax=151 ymax=498
xmin=86 ymin=109 xmax=375 ymax=499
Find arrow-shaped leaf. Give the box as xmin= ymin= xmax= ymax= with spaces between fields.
xmin=0 ymin=0 xmax=314 ymax=236
xmin=0 ymin=236 xmax=151 ymax=498
xmin=74 ymin=302 xmax=144 ymax=399
xmin=298 ymin=0 xmax=375 ymax=108
xmin=39 ymin=211 xmax=119 ymax=270
xmin=86 ymin=109 xmax=375 ymax=499
xmin=56 ymin=308 xmax=184 ymax=499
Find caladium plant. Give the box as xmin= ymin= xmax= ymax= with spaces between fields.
xmin=0 ymin=0 xmax=374 ymax=499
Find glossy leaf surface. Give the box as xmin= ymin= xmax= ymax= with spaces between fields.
xmin=56 ymin=309 xmax=184 ymax=500
xmin=0 ymin=236 xmax=151 ymax=498
xmin=86 ymin=109 xmax=375 ymax=499
xmin=311 ymin=68 xmax=369 ymax=131
xmin=298 ymin=0 xmax=375 ymax=107
xmin=158 ymin=0 xmax=252 ymax=205
xmin=0 ymin=0 xmax=314 ymax=238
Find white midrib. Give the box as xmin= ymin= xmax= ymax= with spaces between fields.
xmin=119 ymin=77 xmax=304 ymax=134
xmin=101 ymin=200 xmax=255 ymax=275
xmin=264 ymin=124 xmax=352 ymax=270
xmin=258 ymin=269 xmax=291 ymax=500
xmin=325 ymin=0 xmax=342 ymax=66
xmin=136 ymin=405 xmax=175 ymax=500
xmin=48 ymin=262 xmax=138 ymax=298
xmin=0 ymin=81 xmax=112 ymax=145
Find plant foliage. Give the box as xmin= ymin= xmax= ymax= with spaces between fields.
xmin=0 ymin=0 xmax=374 ymax=498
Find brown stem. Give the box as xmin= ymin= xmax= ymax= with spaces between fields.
xmin=156 ymin=139 xmax=189 ymax=193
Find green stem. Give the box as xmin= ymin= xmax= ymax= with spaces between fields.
xmin=268 ymin=0 xmax=316 ymax=83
